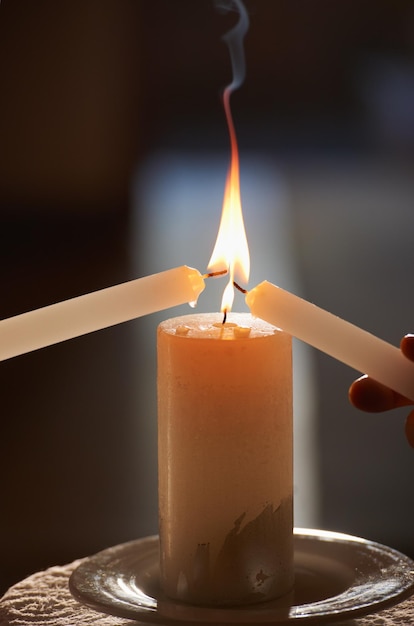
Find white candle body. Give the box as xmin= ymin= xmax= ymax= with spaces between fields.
xmin=157 ymin=313 xmax=293 ymax=606
xmin=0 ymin=266 xmax=204 ymax=361
xmin=246 ymin=281 xmax=414 ymax=402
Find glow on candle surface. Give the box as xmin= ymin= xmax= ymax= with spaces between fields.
xmin=246 ymin=280 xmax=414 ymax=402
xmin=157 ymin=312 xmax=293 ymax=606
xmin=0 ymin=266 xmax=204 ymax=362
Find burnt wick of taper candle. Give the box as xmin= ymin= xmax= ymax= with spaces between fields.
xmin=233 ymin=281 xmax=249 ymax=294
xmin=203 ymin=270 xmax=228 ymax=279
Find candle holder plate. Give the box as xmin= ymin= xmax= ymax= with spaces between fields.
xmin=69 ymin=528 xmax=414 ymax=624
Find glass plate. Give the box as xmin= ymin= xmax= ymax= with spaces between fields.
xmin=69 ymin=528 xmax=414 ymax=624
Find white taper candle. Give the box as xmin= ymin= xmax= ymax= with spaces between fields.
xmin=246 ymin=280 xmax=414 ymax=402
xmin=0 ymin=266 xmax=205 ymax=362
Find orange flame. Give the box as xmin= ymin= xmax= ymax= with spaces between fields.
xmin=207 ymin=90 xmax=250 ymax=312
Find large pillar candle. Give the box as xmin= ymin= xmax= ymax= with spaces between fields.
xmin=157 ymin=312 xmax=293 ymax=606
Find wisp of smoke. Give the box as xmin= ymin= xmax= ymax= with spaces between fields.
xmin=216 ymin=0 xmax=249 ymax=96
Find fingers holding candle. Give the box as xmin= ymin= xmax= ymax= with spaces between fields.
xmin=401 ymin=333 xmax=414 ymax=361
xmin=349 ymin=334 xmax=414 ymax=448
xmin=405 ymin=411 xmax=414 ymax=448
xmin=348 ymin=333 xmax=414 ymax=410
xmin=348 ymin=376 xmax=412 ymax=412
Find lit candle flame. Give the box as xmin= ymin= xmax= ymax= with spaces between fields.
xmin=208 ymin=0 xmax=250 ymax=313
xmin=207 ymin=89 xmax=250 ymax=313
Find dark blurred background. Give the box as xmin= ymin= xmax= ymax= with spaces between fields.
xmin=2 ymin=0 xmax=414 ymax=594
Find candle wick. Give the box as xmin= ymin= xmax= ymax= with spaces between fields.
xmin=233 ymin=281 xmax=249 ymax=294
xmin=203 ymin=270 xmax=228 ymax=279
xmin=222 ymin=309 xmax=228 ymax=324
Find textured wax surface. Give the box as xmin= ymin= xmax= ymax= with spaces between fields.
xmin=158 ymin=312 xmax=293 ymax=605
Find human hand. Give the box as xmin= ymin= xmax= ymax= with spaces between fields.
xmin=349 ymin=334 xmax=414 ymax=447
